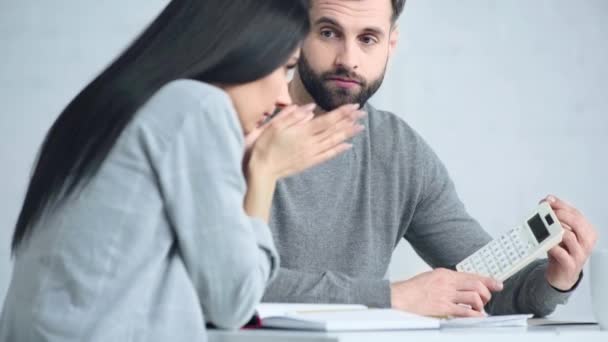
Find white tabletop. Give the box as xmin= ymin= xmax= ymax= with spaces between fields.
xmin=208 ymin=324 xmax=605 ymax=342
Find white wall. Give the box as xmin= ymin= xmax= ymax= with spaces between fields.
xmin=1 ymin=0 xmax=606 ymax=320
xmin=380 ymin=0 xmax=608 ymax=320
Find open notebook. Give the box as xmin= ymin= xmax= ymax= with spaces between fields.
xmin=249 ymin=303 xmax=532 ymax=332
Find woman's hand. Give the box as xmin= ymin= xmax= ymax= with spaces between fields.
xmin=242 ymin=103 xmax=364 ymax=222
xmin=246 ymin=103 xmax=365 ymax=181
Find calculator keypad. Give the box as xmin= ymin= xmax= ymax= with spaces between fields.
xmin=458 ymin=227 xmax=535 ymax=279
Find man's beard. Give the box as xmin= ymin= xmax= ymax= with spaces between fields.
xmin=298 ymin=52 xmax=386 ymax=112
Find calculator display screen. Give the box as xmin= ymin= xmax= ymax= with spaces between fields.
xmin=528 ymin=214 xmax=550 ymax=243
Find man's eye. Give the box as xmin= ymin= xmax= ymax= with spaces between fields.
xmin=360 ymin=35 xmax=377 ymax=45
xmin=320 ymin=29 xmax=335 ymax=38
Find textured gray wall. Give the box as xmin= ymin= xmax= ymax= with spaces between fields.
xmin=1 ymin=0 xmax=606 ymax=321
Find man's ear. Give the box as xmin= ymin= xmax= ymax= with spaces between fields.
xmin=388 ymin=26 xmax=399 ymax=58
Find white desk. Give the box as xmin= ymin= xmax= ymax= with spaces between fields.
xmin=209 ymin=324 xmax=605 ymax=342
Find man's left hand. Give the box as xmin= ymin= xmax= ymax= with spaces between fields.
xmin=543 ymin=195 xmax=598 ymax=291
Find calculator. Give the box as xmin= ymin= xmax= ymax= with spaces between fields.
xmin=456 ymin=202 xmax=564 ymax=282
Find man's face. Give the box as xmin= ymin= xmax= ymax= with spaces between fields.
xmin=298 ymin=0 xmax=398 ymax=111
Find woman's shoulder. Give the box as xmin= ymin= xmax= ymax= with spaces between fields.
xmin=132 ymin=79 xmax=239 ymax=137
xmin=157 ymin=79 xmax=230 ymax=102
xmin=146 ymin=79 xmax=233 ymax=118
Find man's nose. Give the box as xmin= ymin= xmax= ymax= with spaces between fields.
xmin=334 ymin=40 xmax=359 ymax=71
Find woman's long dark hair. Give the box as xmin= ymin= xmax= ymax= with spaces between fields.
xmin=12 ymin=0 xmax=310 ymax=252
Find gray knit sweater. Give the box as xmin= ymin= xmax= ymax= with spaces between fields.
xmin=263 ymin=103 xmax=572 ymax=317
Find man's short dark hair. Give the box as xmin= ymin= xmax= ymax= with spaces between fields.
xmin=391 ymin=0 xmax=406 ymax=23
xmin=308 ymin=1 xmax=406 ymax=24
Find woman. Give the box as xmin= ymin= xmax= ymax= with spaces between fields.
xmin=0 ymin=0 xmax=364 ymax=341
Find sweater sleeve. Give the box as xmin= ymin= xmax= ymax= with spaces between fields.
xmin=405 ymin=137 xmax=572 ymax=316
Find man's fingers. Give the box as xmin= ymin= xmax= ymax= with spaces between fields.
xmin=453 ymin=291 xmax=485 ymax=312
xmin=448 ymin=303 xmax=486 ymax=318
xmin=457 ymin=280 xmax=492 ymax=304
xmin=553 ymin=209 xmax=582 ymax=235
xmin=560 ymin=230 xmax=586 ymax=263
xmin=542 ymin=195 xmax=597 ymax=253
xmin=543 ymin=195 xmax=582 ymax=218
xmin=553 ymin=208 xmax=595 ymax=252
xmin=456 ymin=272 xmax=503 ymax=292
xmin=542 ymin=195 xmax=573 ymax=210
xmin=548 ymin=245 xmax=575 ymax=269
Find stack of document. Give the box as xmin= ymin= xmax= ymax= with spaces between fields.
xmin=441 ymin=314 xmax=532 ymax=328
xmin=253 ymin=303 xmax=532 ymax=331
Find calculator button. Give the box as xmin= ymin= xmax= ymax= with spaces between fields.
xmin=497 ymin=255 xmax=509 ymax=268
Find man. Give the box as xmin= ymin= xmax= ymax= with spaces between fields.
xmin=258 ymin=0 xmax=598 ymax=317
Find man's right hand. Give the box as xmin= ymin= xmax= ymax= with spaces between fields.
xmin=390 ymin=268 xmax=504 ymax=318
